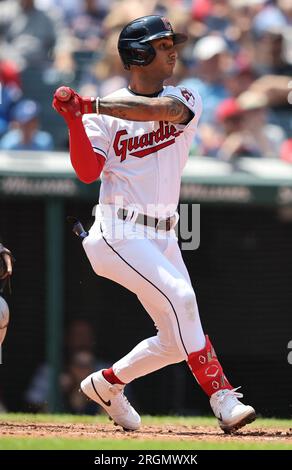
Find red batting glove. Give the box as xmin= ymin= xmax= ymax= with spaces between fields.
xmin=52 ymin=87 xmax=96 ymax=124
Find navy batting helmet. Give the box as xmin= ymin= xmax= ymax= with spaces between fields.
xmin=118 ymin=15 xmax=187 ymax=69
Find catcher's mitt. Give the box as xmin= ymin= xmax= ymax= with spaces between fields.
xmin=0 ymin=243 xmax=15 ymax=294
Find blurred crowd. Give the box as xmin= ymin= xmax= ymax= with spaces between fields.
xmin=24 ymin=319 xmax=109 ymax=415
xmin=0 ymin=0 xmax=291 ymax=161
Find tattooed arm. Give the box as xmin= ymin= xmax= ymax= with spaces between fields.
xmin=98 ymin=96 xmax=193 ymax=125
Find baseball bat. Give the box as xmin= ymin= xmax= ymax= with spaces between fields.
xmin=55 ymin=86 xmax=74 ymax=102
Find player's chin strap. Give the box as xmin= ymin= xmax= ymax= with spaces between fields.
xmin=66 ymin=216 xmax=89 ymax=240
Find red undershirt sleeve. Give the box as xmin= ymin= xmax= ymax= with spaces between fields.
xmin=67 ymin=118 xmax=105 ymax=184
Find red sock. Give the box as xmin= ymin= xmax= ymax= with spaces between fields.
xmin=187 ymin=335 xmax=233 ymax=397
xmin=102 ymin=367 xmax=125 ymax=385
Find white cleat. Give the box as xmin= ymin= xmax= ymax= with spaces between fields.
xmin=210 ymin=388 xmax=256 ymax=434
xmin=80 ymin=370 xmax=141 ymax=431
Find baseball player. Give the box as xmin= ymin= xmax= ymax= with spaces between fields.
xmin=53 ymin=15 xmax=256 ymax=433
xmin=0 ymin=242 xmax=14 ymax=289
xmin=0 ymin=242 xmax=14 ymax=345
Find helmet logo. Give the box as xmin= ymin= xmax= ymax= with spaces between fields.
xmin=161 ymin=17 xmax=172 ymax=31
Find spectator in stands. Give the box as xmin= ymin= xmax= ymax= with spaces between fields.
xmin=280 ymin=139 xmax=292 ymax=163
xmin=0 ymin=87 xmax=19 ymax=138
xmin=251 ymin=5 xmax=292 ymax=76
xmin=197 ymin=97 xmax=243 ymax=157
xmin=223 ymin=58 xmax=257 ymax=99
xmin=180 ymin=35 xmax=230 ymax=123
xmin=0 ymin=60 xmax=22 ymax=90
xmin=35 ymin=0 xmax=83 ymax=22
xmin=228 ymin=0 xmax=266 ymax=47
xmin=66 ymin=0 xmax=108 ymax=52
xmin=218 ymin=91 xmax=286 ymax=161
xmin=277 ymin=0 xmax=292 ymax=25
xmin=79 ymin=31 xmax=128 ymax=98
xmin=25 ymin=318 xmax=108 ymax=414
xmin=238 ymin=90 xmax=286 ymax=154
xmin=248 ymin=74 xmax=292 ymax=107
xmin=3 ymin=0 xmax=57 ymax=70
xmin=216 ymin=98 xmax=243 ymax=135
xmin=191 ymin=0 xmax=231 ymax=36
xmin=64 ymin=318 xmax=96 ymax=356
xmin=102 ymin=0 xmax=152 ymax=32
xmin=0 ymin=99 xmax=54 ymax=151
xmin=60 ymin=350 xmax=99 ymax=415
xmin=0 ymin=60 xmax=22 ymax=136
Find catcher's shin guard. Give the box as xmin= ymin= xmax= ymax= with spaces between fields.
xmin=0 ymin=296 xmax=9 ymax=345
xmin=187 ymin=335 xmax=233 ymax=397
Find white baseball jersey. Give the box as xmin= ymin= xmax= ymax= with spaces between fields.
xmin=82 ymin=85 xmax=202 ymax=218
xmin=82 ymin=86 xmax=207 ymax=387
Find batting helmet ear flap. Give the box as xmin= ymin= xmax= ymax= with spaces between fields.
xmin=118 ymin=40 xmax=156 ymax=67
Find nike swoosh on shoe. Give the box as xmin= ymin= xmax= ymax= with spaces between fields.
xmin=91 ymin=377 xmax=111 ymax=407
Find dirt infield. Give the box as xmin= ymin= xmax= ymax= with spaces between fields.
xmin=1 ymin=421 xmax=291 ymax=443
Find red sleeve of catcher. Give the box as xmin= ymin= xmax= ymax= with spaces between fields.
xmin=68 ymin=118 xmax=105 ymax=184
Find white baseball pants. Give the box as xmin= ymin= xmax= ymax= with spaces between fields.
xmin=83 ymin=206 xmax=205 ymax=384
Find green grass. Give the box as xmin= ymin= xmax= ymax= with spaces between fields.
xmin=0 ymin=413 xmax=106 ymax=424
xmin=0 ymin=414 xmax=291 ymax=450
xmin=0 ymin=413 xmax=291 ymax=428
xmin=0 ymin=438 xmax=291 ymax=450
